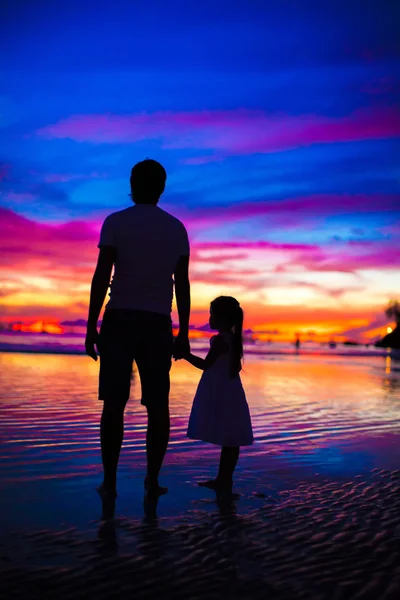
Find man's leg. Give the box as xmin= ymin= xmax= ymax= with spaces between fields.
xmin=100 ymin=398 xmax=128 ymax=495
xmin=136 ymin=315 xmax=173 ymax=495
xmin=145 ymin=403 xmax=170 ymax=491
xmin=98 ymin=310 xmax=134 ymax=497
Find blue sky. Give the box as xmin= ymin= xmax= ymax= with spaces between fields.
xmin=0 ymin=0 xmax=399 ymax=338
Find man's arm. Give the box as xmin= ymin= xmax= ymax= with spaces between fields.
xmin=173 ymin=255 xmax=191 ymax=358
xmin=85 ymin=246 xmax=115 ymax=360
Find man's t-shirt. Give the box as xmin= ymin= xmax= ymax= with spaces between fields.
xmin=98 ymin=204 xmax=190 ymax=316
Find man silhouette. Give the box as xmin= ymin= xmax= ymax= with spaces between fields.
xmin=85 ymin=159 xmax=191 ymax=499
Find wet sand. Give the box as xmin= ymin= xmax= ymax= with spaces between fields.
xmin=1 ymin=352 xmax=399 ymax=598
xmin=1 ymin=469 xmax=399 ymax=599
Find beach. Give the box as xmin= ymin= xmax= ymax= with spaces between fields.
xmin=1 ymin=351 xmax=399 ymax=599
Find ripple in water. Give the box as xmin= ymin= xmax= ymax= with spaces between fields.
xmin=0 ymin=352 xmax=399 ymax=481
xmin=1 ymin=352 xmax=400 ymax=599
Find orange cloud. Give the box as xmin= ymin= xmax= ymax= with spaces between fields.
xmin=0 ymin=208 xmax=396 ymax=342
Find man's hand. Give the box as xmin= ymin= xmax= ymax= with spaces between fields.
xmin=173 ymin=332 xmax=190 ymax=360
xmin=85 ymin=328 xmax=100 ymax=361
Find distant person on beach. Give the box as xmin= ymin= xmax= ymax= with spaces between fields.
xmin=85 ymin=159 xmax=191 ymax=500
xmin=182 ymin=296 xmax=253 ymax=494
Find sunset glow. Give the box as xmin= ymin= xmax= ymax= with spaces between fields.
xmin=11 ymin=322 xmax=64 ymax=335
xmin=1 ymin=1 xmax=399 ymax=342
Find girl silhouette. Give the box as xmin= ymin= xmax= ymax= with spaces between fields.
xmin=184 ymin=296 xmax=254 ymax=493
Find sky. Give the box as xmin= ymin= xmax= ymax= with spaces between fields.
xmin=0 ymin=0 xmax=399 ymax=341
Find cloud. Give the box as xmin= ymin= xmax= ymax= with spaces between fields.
xmin=0 ymin=163 xmax=11 ymax=181
xmin=60 ymin=319 xmax=87 ymax=326
xmin=0 ymin=159 xmax=120 ymax=221
xmin=179 ymin=194 xmax=400 ymax=234
xmin=36 ymin=107 xmax=400 ymax=157
xmin=0 ymin=177 xmax=74 ymax=222
xmin=289 ymin=245 xmax=400 ymax=273
xmin=190 ymin=238 xmax=400 ymax=276
xmin=2 ymin=192 xmax=37 ymax=204
xmin=340 ymin=315 xmax=389 ymax=339
xmin=283 ymin=280 xmax=366 ymax=299
xmin=2 ymin=207 xmax=396 ymax=285
xmin=181 ymin=155 xmax=224 ymax=165
xmin=42 ymin=171 xmax=107 ymax=183
xmin=192 ymin=241 xmax=320 ymax=253
xmin=0 ymin=303 xmax=87 ymax=321
xmin=0 ymin=208 xmax=99 ymax=271
xmin=170 ymin=195 xmax=399 ymax=267
xmin=0 ymin=208 xmax=398 ymax=332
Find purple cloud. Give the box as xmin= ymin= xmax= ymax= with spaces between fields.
xmin=36 ymin=107 xmax=400 ymax=156
xmin=0 ymin=163 xmax=11 ymax=181
xmin=42 ymin=171 xmax=107 ymax=183
xmin=177 ymin=194 xmax=400 ymax=235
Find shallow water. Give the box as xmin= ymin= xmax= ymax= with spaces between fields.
xmin=0 ymin=330 xmax=394 ymax=357
xmin=1 ymin=352 xmax=400 ymax=598
xmin=1 ymin=353 xmax=399 ymax=468
xmin=0 ymin=352 xmax=399 ymax=526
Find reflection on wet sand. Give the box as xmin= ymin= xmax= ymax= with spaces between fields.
xmin=0 ymin=352 xmax=399 ymax=597
xmin=2 ymin=470 xmax=399 ymax=599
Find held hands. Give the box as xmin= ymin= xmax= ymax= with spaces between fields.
xmin=85 ymin=327 xmax=99 ymax=361
xmin=86 ymin=328 xmax=188 ymax=362
xmin=173 ymin=332 xmax=190 ymax=361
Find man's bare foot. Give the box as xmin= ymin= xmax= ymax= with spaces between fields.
xmin=144 ymin=477 xmax=168 ymax=498
xmin=97 ymin=482 xmax=117 ymax=499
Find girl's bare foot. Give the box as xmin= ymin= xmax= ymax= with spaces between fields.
xmin=197 ymin=479 xmax=221 ymax=490
xmin=198 ymin=478 xmax=233 ymax=494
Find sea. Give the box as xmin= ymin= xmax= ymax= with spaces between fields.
xmin=1 ymin=334 xmax=399 ymax=524
xmin=1 ymin=336 xmax=400 ymax=598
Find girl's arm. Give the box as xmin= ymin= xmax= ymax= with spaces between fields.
xmin=184 ymin=336 xmax=229 ymax=371
xmin=185 ymin=354 xmax=207 ymax=370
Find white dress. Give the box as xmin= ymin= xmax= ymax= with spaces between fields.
xmin=187 ymin=334 xmax=254 ymax=447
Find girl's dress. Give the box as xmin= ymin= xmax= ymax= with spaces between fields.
xmin=187 ymin=334 xmax=254 ymax=447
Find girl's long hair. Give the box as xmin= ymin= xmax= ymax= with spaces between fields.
xmin=211 ymin=296 xmax=243 ymax=378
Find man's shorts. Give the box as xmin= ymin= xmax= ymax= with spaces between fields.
xmin=98 ymin=309 xmax=173 ymax=408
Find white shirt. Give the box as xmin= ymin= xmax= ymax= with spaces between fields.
xmin=98 ymin=204 xmax=190 ymax=316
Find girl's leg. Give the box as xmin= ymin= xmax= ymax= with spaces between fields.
xmin=197 ymin=446 xmax=240 ymax=491
xmin=217 ymin=446 xmax=240 ymax=487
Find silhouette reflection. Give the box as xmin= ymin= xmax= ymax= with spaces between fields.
xmin=216 ymin=490 xmax=239 ymax=518
xmin=143 ymin=491 xmax=160 ymax=522
xmin=97 ymin=495 xmax=118 ymax=555
xmin=101 ymin=493 xmax=116 ymax=521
